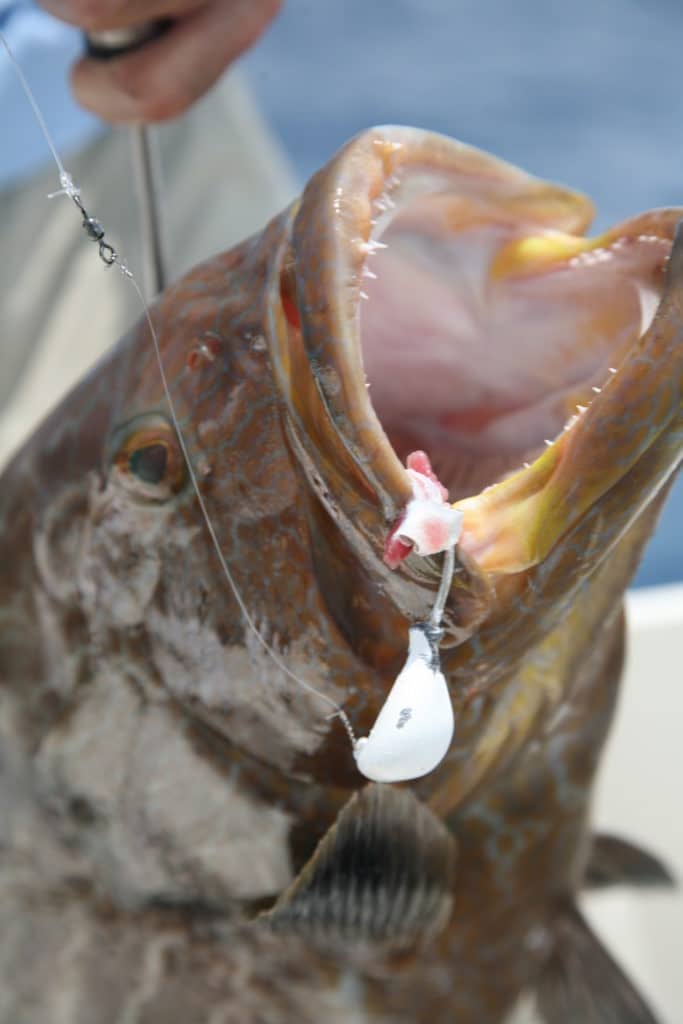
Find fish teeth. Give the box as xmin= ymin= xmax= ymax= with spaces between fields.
xmin=569 ymin=248 xmax=612 ymax=268
xmin=359 ymin=290 xmax=369 ymax=300
xmin=363 ymin=267 xmax=377 ymax=279
xmin=363 ymin=239 xmax=388 ymax=254
xmin=591 ymin=386 xmax=602 ymax=394
xmin=608 ymin=366 xmax=617 ymax=373
xmin=373 ymin=138 xmax=403 ymax=154
xmin=576 ymin=404 xmax=588 ymax=413
xmin=375 ymin=194 xmax=396 ymax=212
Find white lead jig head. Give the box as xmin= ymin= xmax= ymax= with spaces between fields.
xmin=354 ymin=540 xmax=458 ymax=783
xmin=354 ymin=621 xmax=454 ymax=783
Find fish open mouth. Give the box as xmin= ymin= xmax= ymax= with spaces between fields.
xmin=278 ymin=129 xmax=682 ymax=577
xmin=359 ymin=192 xmax=669 ymax=501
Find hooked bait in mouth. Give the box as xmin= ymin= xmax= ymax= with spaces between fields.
xmin=356 ymin=454 xmax=464 ymax=781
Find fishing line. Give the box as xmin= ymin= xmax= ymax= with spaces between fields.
xmin=430 ymin=545 xmax=455 ymax=628
xmin=1 ymin=32 xmax=69 ymax=184
xmin=0 ymin=29 xmax=359 ymax=747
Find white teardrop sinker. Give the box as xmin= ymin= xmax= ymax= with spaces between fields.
xmin=354 ymin=623 xmax=454 ymax=783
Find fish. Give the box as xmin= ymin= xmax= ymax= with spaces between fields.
xmin=0 ymin=125 xmax=681 ymax=1023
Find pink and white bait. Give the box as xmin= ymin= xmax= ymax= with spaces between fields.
xmin=383 ymin=451 xmax=463 ymax=568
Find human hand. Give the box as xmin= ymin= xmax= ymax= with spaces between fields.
xmin=39 ymin=0 xmax=282 ymax=122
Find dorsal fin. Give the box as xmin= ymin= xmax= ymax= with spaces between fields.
xmin=584 ymin=833 xmax=676 ymax=890
xmin=265 ymin=783 xmax=456 ymax=948
xmin=536 ymin=905 xmax=661 ymax=1023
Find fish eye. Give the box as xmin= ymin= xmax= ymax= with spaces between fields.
xmin=109 ymin=414 xmax=186 ymax=500
xmin=128 ymin=443 xmax=168 ymax=484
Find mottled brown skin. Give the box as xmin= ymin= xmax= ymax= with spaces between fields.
xmin=0 ymin=127 xmax=682 ymax=1023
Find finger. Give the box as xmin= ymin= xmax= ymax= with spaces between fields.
xmin=69 ymin=0 xmax=282 ymax=122
xmin=40 ymin=0 xmax=205 ymax=34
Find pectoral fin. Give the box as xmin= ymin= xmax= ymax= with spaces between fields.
xmin=265 ymin=783 xmax=456 ymax=947
xmin=536 ymin=906 xmax=660 ymax=1023
xmin=584 ymin=833 xmax=675 ymax=890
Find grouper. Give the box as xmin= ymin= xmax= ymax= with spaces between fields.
xmin=0 ymin=127 xmax=680 ymax=1022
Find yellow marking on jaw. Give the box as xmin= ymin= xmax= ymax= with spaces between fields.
xmin=490 ymin=232 xmax=604 ymax=280
xmin=454 ymin=443 xmax=566 ymax=573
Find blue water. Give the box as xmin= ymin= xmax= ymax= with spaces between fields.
xmin=243 ymin=0 xmax=683 ymax=587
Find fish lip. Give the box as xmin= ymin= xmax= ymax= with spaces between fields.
xmin=289 ymin=127 xmax=593 ymax=513
xmin=269 ymin=127 xmax=598 ymax=618
xmin=271 ymin=127 xmax=683 ymax=607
